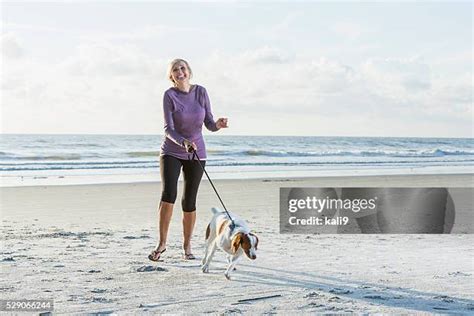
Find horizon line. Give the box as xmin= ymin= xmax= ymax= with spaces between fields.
xmin=0 ymin=133 xmax=472 ymax=140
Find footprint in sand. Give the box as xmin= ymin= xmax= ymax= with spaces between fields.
xmin=433 ymin=295 xmax=455 ymax=303
xmin=91 ymin=297 xmax=113 ymax=303
xmin=303 ymin=302 xmax=324 ymax=308
xmin=364 ymin=294 xmax=388 ymax=300
xmin=304 ymin=292 xmax=321 ymax=298
xmin=123 ymin=235 xmax=151 ymax=240
xmin=91 ymin=288 xmax=107 ymax=294
xmin=136 ymin=265 xmax=167 ymax=272
xmin=222 ymin=308 xmax=242 ymax=315
xmin=89 ymin=310 xmax=115 ymax=315
xmin=2 ymin=257 xmax=15 ymax=262
xmin=325 ymin=306 xmax=344 ymax=311
xmin=329 ymin=288 xmax=353 ymax=295
xmin=448 ymin=271 xmax=471 ymax=277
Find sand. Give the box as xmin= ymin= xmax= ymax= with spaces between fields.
xmin=1 ymin=174 xmax=473 ymax=314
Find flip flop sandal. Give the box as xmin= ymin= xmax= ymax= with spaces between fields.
xmin=148 ymin=248 xmax=166 ymax=262
xmin=183 ymin=253 xmax=196 ymax=260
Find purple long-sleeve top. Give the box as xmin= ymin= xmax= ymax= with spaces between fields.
xmin=160 ymin=84 xmax=218 ymax=160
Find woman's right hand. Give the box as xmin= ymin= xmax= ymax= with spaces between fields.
xmin=183 ymin=139 xmax=197 ymax=153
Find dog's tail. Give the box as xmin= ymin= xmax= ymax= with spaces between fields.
xmin=211 ymin=207 xmax=223 ymax=215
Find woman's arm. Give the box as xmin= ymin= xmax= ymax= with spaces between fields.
xmin=163 ymin=92 xmax=186 ymax=146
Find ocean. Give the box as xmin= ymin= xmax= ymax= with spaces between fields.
xmin=1 ymin=134 xmax=473 ymax=186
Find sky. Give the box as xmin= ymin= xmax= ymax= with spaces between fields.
xmin=1 ymin=1 xmax=472 ymax=137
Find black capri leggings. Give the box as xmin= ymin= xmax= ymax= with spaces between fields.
xmin=160 ymin=155 xmax=205 ymax=212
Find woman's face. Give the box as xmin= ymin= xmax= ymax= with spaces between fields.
xmin=171 ymin=61 xmax=190 ymax=85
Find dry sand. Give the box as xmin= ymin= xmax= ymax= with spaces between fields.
xmin=1 ymin=174 xmax=473 ymax=314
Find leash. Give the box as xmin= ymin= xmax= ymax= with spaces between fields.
xmin=189 ymin=147 xmax=236 ymax=231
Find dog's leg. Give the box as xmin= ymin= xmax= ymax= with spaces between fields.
xmin=201 ymin=239 xmax=211 ymax=267
xmin=201 ymin=241 xmax=217 ymax=273
xmin=201 ymin=223 xmax=217 ymax=269
xmin=202 ymin=242 xmax=217 ymax=273
xmin=226 ymin=255 xmax=237 ymax=271
xmin=224 ymin=255 xmax=241 ymax=280
xmin=201 ymin=240 xmax=212 ymax=272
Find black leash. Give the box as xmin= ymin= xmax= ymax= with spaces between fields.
xmin=189 ymin=148 xmax=236 ymax=231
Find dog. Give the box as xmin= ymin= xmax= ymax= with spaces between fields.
xmin=201 ymin=207 xmax=259 ymax=280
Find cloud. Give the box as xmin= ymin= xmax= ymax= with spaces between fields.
xmin=199 ymin=47 xmax=471 ymax=137
xmin=359 ymin=56 xmax=472 ymax=120
xmin=61 ymin=42 xmax=162 ymax=77
xmin=1 ymin=40 xmax=472 ymax=136
xmin=362 ymin=57 xmax=432 ymax=93
xmin=3 ymin=22 xmax=66 ymax=34
xmin=79 ymin=25 xmax=191 ymax=42
xmin=240 ymin=46 xmax=291 ymax=65
xmin=1 ymin=40 xmax=170 ymax=134
xmin=1 ymin=33 xmax=24 ymax=59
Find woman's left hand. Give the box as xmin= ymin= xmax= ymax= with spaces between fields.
xmin=216 ymin=117 xmax=229 ymax=130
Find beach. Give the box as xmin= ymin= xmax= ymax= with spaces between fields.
xmin=1 ymin=173 xmax=473 ymax=314
xmin=2 ymin=0 xmax=473 ymax=313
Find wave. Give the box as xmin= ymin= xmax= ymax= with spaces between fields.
xmin=2 ymin=159 xmax=473 ymax=172
xmin=12 ymin=154 xmax=84 ymax=161
xmin=62 ymin=143 xmax=104 ymax=148
xmin=0 ymin=164 xmax=157 ymax=171
xmin=431 ymin=149 xmax=471 ymax=156
xmin=0 ymin=148 xmax=472 ymax=164
xmin=209 ymin=159 xmax=474 ymax=167
xmin=219 ymin=149 xmax=474 ymax=158
xmin=244 ymin=149 xmax=314 ymax=157
xmin=0 ymin=160 xmax=157 ymax=167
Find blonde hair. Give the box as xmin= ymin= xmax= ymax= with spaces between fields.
xmin=167 ymin=58 xmax=193 ymax=86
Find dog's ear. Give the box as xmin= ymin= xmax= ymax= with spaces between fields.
xmin=249 ymin=232 xmax=259 ymax=250
xmin=231 ymin=233 xmax=243 ymax=253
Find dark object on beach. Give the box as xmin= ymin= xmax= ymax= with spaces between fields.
xmin=234 ymin=294 xmax=282 ymax=304
xmin=363 ymin=294 xmax=387 ymax=300
xmin=433 ymin=307 xmax=450 ymax=310
xmin=329 ymin=288 xmax=353 ymax=295
xmin=137 ymin=265 xmax=167 ymax=272
xmin=2 ymin=257 xmax=15 ymax=262
xmin=124 ymin=235 xmax=151 ymax=239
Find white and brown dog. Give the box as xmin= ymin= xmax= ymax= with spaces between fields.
xmin=201 ymin=207 xmax=259 ymax=280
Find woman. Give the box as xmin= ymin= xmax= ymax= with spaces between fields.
xmin=149 ymin=58 xmax=228 ymax=261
